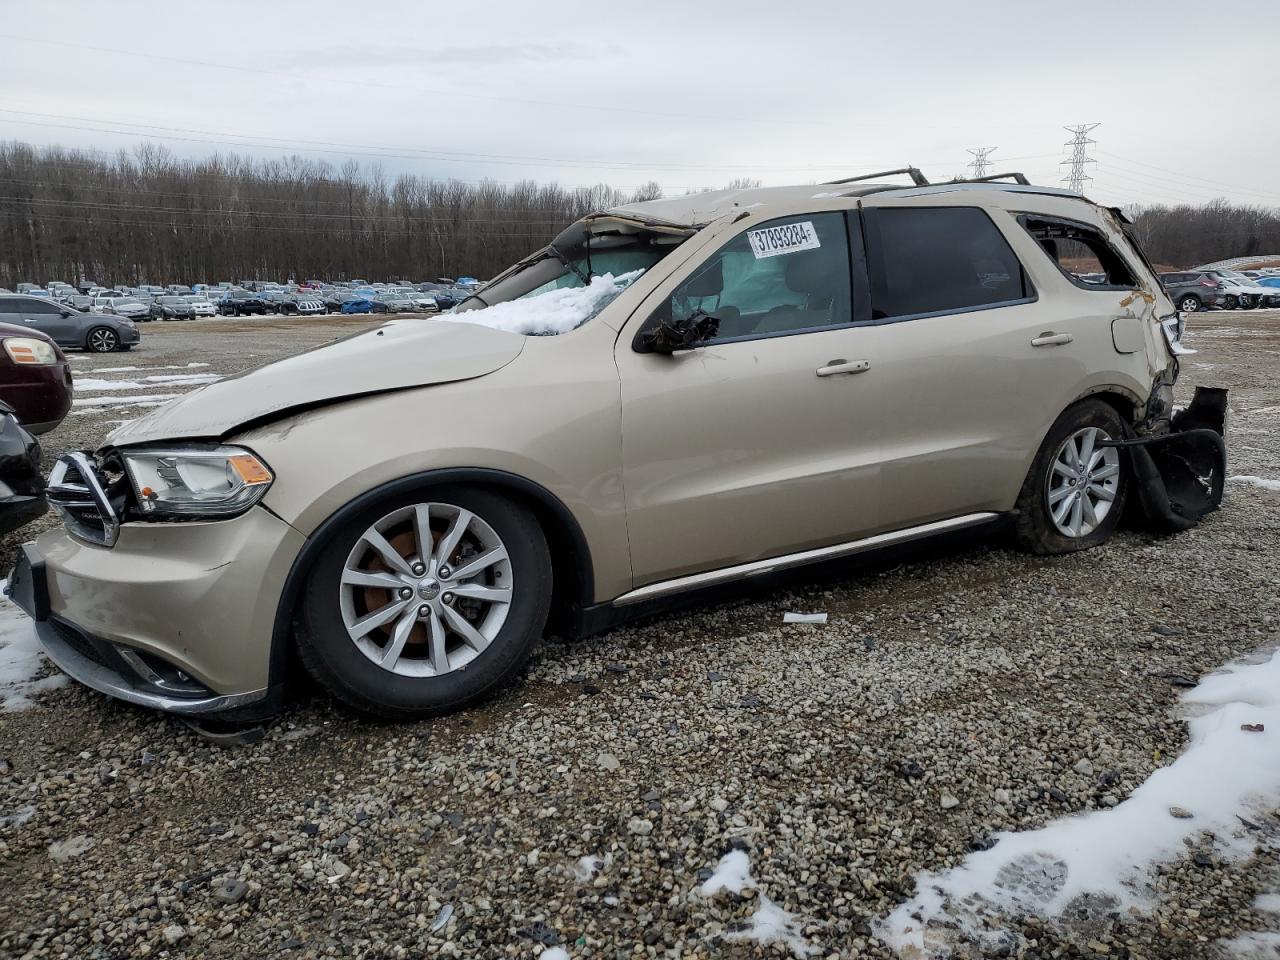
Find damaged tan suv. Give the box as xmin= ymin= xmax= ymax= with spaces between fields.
xmin=7 ymin=169 xmax=1227 ymax=723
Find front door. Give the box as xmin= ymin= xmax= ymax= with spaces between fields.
xmin=615 ymin=210 xmax=884 ymax=589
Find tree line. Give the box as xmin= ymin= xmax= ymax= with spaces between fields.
xmin=0 ymin=140 xmax=1275 ymax=288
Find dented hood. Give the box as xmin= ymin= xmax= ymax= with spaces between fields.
xmin=107 ymin=319 xmax=525 ymax=446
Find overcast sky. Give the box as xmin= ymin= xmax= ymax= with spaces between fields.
xmin=1 ymin=0 xmax=1275 ymax=209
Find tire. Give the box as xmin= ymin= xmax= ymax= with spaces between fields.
xmin=295 ymin=486 xmax=552 ymax=719
xmin=1224 ymin=295 xmax=1238 ymax=310
xmin=1012 ymin=400 xmax=1129 ymax=555
xmin=1178 ymin=295 xmax=1201 ymax=312
xmin=86 ymin=326 xmax=120 ymax=353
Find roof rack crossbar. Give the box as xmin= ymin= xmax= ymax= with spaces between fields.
xmin=946 ymin=172 xmax=1031 ymax=186
xmin=824 ymin=166 xmax=931 ymax=187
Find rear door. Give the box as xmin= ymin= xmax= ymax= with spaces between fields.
xmin=864 ymin=204 xmax=1076 ymax=528
xmin=10 ymin=296 xmax=79 ymax=345
xmin=614 ymin=210 xmax=885 ymax=588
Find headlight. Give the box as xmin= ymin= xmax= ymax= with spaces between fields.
xmin=122 ymin=445 xmax=273 ymax=519
xmin=3 ymin=337 xmax=58 ymax=365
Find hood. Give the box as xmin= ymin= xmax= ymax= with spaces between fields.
xmin=107 ymin=319 xmax=525 ymax=446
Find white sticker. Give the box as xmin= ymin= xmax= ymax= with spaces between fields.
xmin=747 ymin=221 xmax=820 ymax=259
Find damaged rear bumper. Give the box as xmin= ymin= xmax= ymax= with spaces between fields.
xmin=1105 ymin=386 xmax=1228 ymax=532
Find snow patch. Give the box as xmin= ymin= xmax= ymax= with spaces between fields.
xmin=726 ymin=894 xmax=817 ymax=958
xmin=73 ymin=374 xmax=220 ymax=391
xmin=1255 ymin=894 xmax=1280 ymax=914
xmin=441 ymin=271 xmax=640 ymax=336
xmin=1231 ymin=476 xmax=1280 ymax=492
xmin=700 ymin=849 xmax=755 ymax=896
xmin=72 ymin=393 xmax=182 ymax=408
xmin=539 ymin=949 xmax=570 ymax=960
xmin=0 ymin=582 xmax=66 ymax=711
xmin=85 ymin=362 xmax=210 ymax=373
xmin=1219 ymin=931 xmax=1280 ymax=959
xmin=878 ymin=647 xmax=1280 ymax=956
xmin=571 ymin=855 xmax=607 ymax=882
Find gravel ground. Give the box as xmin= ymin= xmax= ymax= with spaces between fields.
xmin=1 ymin=309 xmax=1278 ymax=960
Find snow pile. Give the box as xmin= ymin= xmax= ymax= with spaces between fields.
xmin=73 ymin=374 xmax=221 ymax=392
xmin=87 ymin=363 xmax=209 ymax=373
xmin=878 ymin=647 xmax=1280 ymax=956
xmin=0 ymin=582 xmax=65 ymax=711
xmin=697 ymin=849 xmax=815 ymax=957
xmin=72 ymin=393 xmax=183 ymax=409
xmin=1231 ymin=476 xmax=1280 ymax=492
xmin=539 ymin=949 xmax=570 ymax=960
xmin=442 ymin=271 xmax=641 ymax=336
xmin=1219 ymin=931 xmax=1280 ymax=959
xmin=571 ymin=855 xmax=607 ymax=882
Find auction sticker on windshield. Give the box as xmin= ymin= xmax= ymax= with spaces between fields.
xmin=747 ymin=221 xmax=820 ymax=259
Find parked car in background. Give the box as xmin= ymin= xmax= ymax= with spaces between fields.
xmin=339 ymin=295 xmax=375 ymax=315
xmin=1255 ymin=276 xmax=1280 ymax=307
xmin=372 ymin=293 xmax=416 ymax=313
xmin=150 ymin=295 xmax=198 ymax=321
xmin=0 ymin=401 xmax=45 ymax=537
xmin=1158 ymin=272 xmax=1225 ymax=313
xmin=260 ymin=291 xmax=292 ymax=313
xmin=181 ymin=295 xmax=218 ymax=317
xmin=219 ymin=291 xmax=270 ymax=316
xmin=405 ymin=291 xmax=439 ymax=312
xmin=279 ymin=294 xmax=327 ymax=316
xmin=93 ymin=296 xmax=151 ymax=322
xmin=63 ymin=294 xmax=94 ymax=312
xmin=0 ymin=323 xmax=73 ymax=434
xmin=0 ymin=294 xmax=140 ymax=352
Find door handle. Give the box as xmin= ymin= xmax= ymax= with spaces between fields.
xmin=1031 ymin=332 xmax=1074 ymax=347
xmin=816 ymin=358 xmax=871 ymax=377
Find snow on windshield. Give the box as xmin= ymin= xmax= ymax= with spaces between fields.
xmin=441 ymin=270 xmax=642 ymax=336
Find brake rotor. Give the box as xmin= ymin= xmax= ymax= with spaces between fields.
xmin=361 ymin=528 xmax=432 ymax=648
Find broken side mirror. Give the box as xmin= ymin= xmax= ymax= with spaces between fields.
xmin=640 ymin=310 xmax=720 ymax=354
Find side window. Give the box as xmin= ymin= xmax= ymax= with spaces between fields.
xmin=867 ymin=207 xmax=1029 ymax=320
xmin=666 ymin=211 xmax=855 ymax=341
xmin=1020 ymin=215 xmax=1137 ymax=289
xmin=24 ymin=299 xmax=61 ymax=315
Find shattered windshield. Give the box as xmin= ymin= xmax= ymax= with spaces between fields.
xmin=451 ymin=224 xmax=685 ymax=335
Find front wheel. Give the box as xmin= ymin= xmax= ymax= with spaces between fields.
xmin=1013 ymin=400 xmax=1128 ymax=554
xmin=295 ymin=487 xmax=552 ymax=718
xmin=86 ymin=326 xmax=120 ymax=353
xmin=1224 ymin=295 xmax=1239 ymax=310
xmin=1178 ymin=295 xmax=1201 ymax=312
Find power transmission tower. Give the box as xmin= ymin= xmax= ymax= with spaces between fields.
xmin=1061 ymin=123 xmax=1100 ymax=193
xmin=966 ymin=147 xmax=997 ymax=179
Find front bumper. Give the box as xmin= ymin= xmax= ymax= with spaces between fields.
xmin=7 ymin=506 xmax=305 ymax=718
xmin=119 ymin=326 xmax=142 ymax=344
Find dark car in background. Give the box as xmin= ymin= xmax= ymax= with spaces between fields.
xmin=278 ymin=294 xmax=327 ymax=316
xmin=219 ymin=291 xmax=270 ymax=316
xmin=0 ymin=323 xmax=73 ymax=434
xmin=150 ymin=295 xmax=198 ymax=321
xmin=0 ymin=294 xmax=140 ymax=353
xmin=0 ymin=400 xmax=46 ymax=536
xmin=1158 ymin=272 xmax=1225 ymax=313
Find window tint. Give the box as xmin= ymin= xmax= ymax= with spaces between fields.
xmin=22 ymin=298 xmax=62 ymax=315
xmin=666 ymin=212 xmax=853 ymax=341
xmin=1020 ymin=215 xmax=1137 ymax=289
xmin=867 ymin=207 xmax=1028 ymax=320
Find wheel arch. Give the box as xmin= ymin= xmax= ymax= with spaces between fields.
xmin=267 ymin=467 xmax=595 ymax=689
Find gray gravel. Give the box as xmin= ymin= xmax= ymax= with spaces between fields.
xmin=1 ymin=309 xmax=1278 ymax=959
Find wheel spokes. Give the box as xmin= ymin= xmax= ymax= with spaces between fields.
xmin=411 ymin=504 xmax=433 ymax=566
xmin=442 ymin=604 xmax=491 ymax=654
xmin=449 ymin=583 xmax=512 ymax=604
xmin=450 ymin=545 xmax=507 ymax=581
xmin=1091 ymin=462 xmax=1119 ymax=482
xmin=348 ymin=597 xmax=410 ymax=640
xmin=379 ymin=606 xmax=419 ymax=669
xmin=427 ymin=610 xmax=449 ymax=673
xmin=341 ymin=569 xmax=404 ymax=590
xmin=435 ymin=509 xmax=474 ymax=567
xmin=361 ymin=528 xmax=414 ymax=577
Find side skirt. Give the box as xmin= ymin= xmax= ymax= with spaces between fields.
xmin=570 ymin=512 xmax=1006 ymax=638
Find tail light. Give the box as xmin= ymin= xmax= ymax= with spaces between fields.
xmin=1199 ymin=279 xmax=1220 ymax=288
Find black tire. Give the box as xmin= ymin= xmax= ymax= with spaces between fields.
xmin=1224 ymin=295 xmax=1238 ymax=310
xmin=295 ymin=485 xmax=552 ymax=719
xmin=86 ymin=326 xmax=120 ymax=353
xmin=1177 ymin=295 xmax=1201 ymax=312
xmin=1012 ymin=400 xmax=1129 ymax=555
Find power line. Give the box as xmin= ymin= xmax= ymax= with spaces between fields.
xmin=1061 ymin=123 xmax=1100 ymax=194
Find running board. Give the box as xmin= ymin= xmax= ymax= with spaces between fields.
xmin=613 ymin=512 xmax=1001 ymax=606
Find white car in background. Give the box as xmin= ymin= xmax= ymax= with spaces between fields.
xmin=1216 ymin=275 xmax=1270 ymax=309
xmin=92 ymin=296 xmax=151 ymax=321
xmin=183 ymin=295 xmax=218 ymax=318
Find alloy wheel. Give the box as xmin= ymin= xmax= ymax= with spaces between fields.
xmin=88 ymin=328 xmax=119 ymax=352
xmin=1045 ymin=427 xmax=1121 ymax=538
xmin=339 ymin=503 xmax=513 ymax=677
xmin=1178 ymin=296 xmax=1199 ymax=312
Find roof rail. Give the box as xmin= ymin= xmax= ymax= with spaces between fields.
xmin=945 ymin=172 xmax=1031 ymax=186
xmin=824 ymin=167 xmax=931 ymax=187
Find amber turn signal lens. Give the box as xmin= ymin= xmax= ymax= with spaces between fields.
xmin=228 ymin=454 xmax=273 ymax=486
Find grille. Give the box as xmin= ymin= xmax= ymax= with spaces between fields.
xmin=46 ymin=452 xmax=122 ymax=547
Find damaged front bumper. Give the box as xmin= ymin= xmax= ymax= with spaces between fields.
xmin=1106 ymin=385 xmax=1229 ymax=533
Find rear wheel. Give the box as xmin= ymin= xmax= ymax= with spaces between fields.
xmin=1013 ymin=400 xmax=1128 ymax=554
xmin=86 ymin=326 xmax=120 ymax=353
xmin=1224 ymin=295 xmax=1239 ymax=309
xmin=296 ymin=487 xmax=552 ymax=718
xmin=1178 ymin=295 xmax=1201 ymax=312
